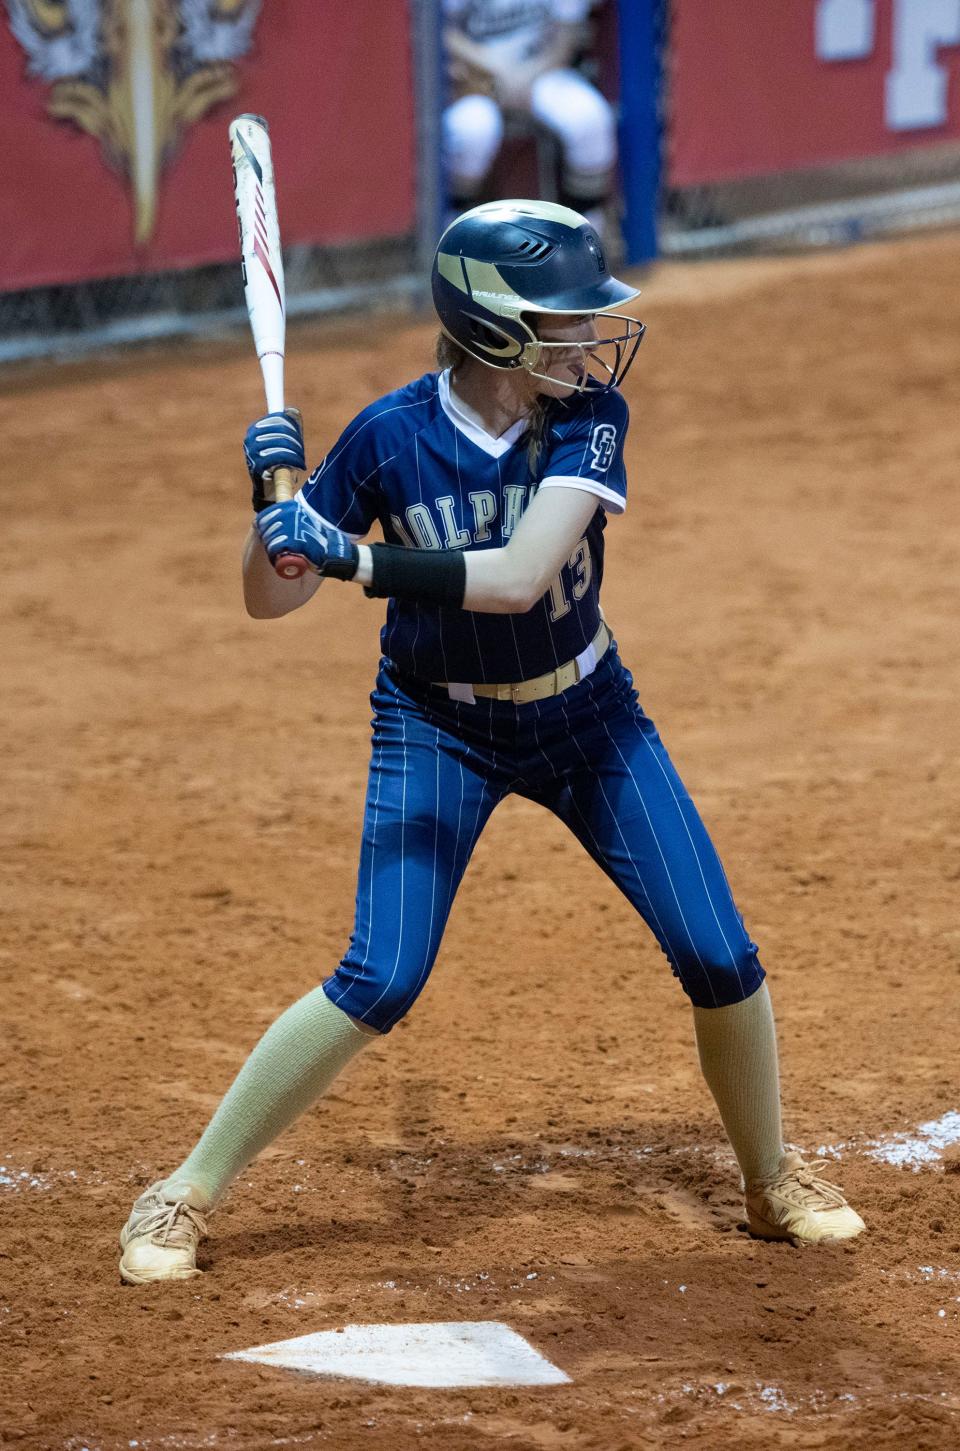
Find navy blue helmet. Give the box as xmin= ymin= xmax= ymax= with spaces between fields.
xmin=432 ymin=200 xmax=644 ymax=392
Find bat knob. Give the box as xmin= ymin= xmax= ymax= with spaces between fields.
xmin=274 ymin=552 xmax=309 ymax=580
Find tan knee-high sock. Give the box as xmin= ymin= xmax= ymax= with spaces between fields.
xmin=162 ymin=987 xmax=373 ymax=1210
xmin=693 ymin=981 xmax=784 ymax=1187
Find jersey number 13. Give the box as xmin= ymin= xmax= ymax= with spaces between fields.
xmin=547 ymin=537 xmax=592 ymax=622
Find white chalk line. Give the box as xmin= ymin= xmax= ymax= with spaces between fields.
xmin=58 ymin=1377 xmax=960 ymax=1451
xmin=817 ymin=1108 xmax=960 ymax=1170
xmin=4 ymin=1103 xmax=959 ymax=1218
xmin=658 ymin=1380 xmax=960 ymax=1417
xmin=5 ymin=1110 xmax=959 ymax=1205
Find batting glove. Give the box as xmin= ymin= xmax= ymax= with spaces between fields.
xmin=243 ymin=410 xmax=306 ymax=512
xmin=255 ymin=500 xmax=359 ymax=580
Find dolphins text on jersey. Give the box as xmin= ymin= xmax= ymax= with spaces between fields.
xmin=299 ymin=369 xmax=628 ymax=684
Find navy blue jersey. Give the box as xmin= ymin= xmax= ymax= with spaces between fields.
xmin=298 ymin=369 xmax=628 ymax=682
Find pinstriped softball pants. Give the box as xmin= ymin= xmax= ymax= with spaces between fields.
xmin=324 ymin=644 xmax=764 ymax=1033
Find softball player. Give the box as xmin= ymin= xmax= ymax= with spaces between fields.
xmin=119 ymin=201 xmax=864 ymax=1283
xmin=443 ymin=0 xmax=616 ymax=235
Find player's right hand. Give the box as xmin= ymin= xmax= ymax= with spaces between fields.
xmin=243 ymin=410 xmax=306 ymax=512
xmin=255 ymin=500 xmax=360 ymax=581
xmin=449 ymin=57 xmax=497 ymax=99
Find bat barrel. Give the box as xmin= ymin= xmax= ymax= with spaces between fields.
xmin=230 ymin=112 xmax=309 ymax=581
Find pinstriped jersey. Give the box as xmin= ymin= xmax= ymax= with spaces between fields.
xmin=297 ymin=369 xmax=628 ymax=683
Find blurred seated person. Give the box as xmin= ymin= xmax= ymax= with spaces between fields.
xmin=443 ymin=0 xmax=615 ymax=237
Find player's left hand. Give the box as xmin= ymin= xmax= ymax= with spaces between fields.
xmin=449 ymin=56 xmax=497 ymax=99
xmin=244 ymin=410 xmax=306 ymax=512
xmin=255 ymin=500 xmax=359 ymax=580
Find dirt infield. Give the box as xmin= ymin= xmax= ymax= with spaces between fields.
xmin=2 ymin=231 xmax=959 ymax=1450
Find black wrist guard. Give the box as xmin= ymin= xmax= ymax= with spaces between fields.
xmin=364 ymin=545 xmax=467 ymax=607
xmin=323 ymin=540 xmax=360 ymax=581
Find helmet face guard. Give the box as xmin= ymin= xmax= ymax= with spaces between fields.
xmin=432 ymin=200 xmax=645 ymax=394
xmin=519 ymin=313 xmax=646 ymax=394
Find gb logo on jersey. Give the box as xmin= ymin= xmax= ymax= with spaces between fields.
xmin=589 ymin=422 xmax=618 ymax=472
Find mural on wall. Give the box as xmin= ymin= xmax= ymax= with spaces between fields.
xmin=5 ymin=0 xmax=262 ymax=244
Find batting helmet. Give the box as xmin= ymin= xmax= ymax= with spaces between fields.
xmin=432 ymin=199 xmax=644 ymax=392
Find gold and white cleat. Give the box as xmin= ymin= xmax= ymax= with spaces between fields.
xmin=119 ymin=1182 xmax=208 ymax=1284
xmin=745 ymin=1152 xmax=866 ymax=1245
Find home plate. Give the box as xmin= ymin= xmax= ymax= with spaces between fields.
xmin=222 ymin=1320 xmax=570 ymax=1388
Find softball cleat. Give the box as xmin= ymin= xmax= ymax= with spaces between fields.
xmin=745 ymin=1152 xmax=866 ymax=1245
xmin=119 ymin=1182 xmax=208 ymax=1284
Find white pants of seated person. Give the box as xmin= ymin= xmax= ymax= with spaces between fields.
xmin=443 ymin=67 xmax=616 ymax=197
